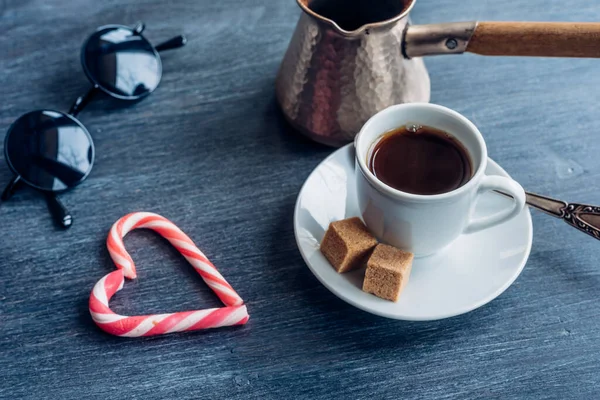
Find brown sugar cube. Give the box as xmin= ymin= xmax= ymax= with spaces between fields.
xmin=320 ymin=217 xmax=378 ymax=273
xmin=363 ymin=244 xmax=414 ymax=302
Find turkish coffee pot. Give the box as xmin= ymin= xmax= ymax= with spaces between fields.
xmin=276 ymin=0 xmax=600 ymax=146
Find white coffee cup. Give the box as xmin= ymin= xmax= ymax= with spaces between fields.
xmin=355 ymin=103 xmax=526 ymax=257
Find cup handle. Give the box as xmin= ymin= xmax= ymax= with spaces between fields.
xmin=463 ymin=175 xmax=526 ymax=234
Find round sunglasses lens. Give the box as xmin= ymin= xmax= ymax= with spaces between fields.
xmin=5 ymin=111 xmax=94 ymax=192
xmin=83 ymin=27 xmax=161 ymax=99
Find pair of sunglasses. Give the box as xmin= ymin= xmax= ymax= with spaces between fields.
xmin=1 ymin=23 xmax=186 ymax=228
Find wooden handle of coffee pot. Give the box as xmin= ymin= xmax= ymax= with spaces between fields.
xmin=467 ymin=22 xmax=600 ymax=57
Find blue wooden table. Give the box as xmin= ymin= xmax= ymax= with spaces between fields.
xmin=1 ymin=0 xmax=599 ymax=398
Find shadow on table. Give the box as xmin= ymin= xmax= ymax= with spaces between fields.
xmin=266 ymin=96 xmax=333 ymax=156
xmin=265 ymin=194 xmax=492 ymax=353
xmin=533 ymin=246 xmax=600 ymax=291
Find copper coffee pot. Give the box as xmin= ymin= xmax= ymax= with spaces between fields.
xmin=276 ymin=0 xmax=600 ymax=146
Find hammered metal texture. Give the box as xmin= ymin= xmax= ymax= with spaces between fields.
xmin=276 ymin=13 xmax=431 ymax=147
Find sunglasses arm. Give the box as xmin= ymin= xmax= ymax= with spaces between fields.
xmin=69 ymin=86 xmax=98 ymax=117
xmin=1 ymin=176 xmax=22 ymax=201
xmin=155 ymin=35 xmax=187 ymax=52
xmin=1 ymin=178 xmax=72 ymax=229
xmin=45 ymin=194 xmax=73 ymax=229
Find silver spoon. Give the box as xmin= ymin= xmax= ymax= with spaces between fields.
xmin=497 ymin=191 xmax=600 ymax=240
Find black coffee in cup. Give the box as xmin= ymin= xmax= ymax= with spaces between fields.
xmin=368 ymin=125 xmax=473 ymax=195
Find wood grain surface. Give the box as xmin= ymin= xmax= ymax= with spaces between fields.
xmin=1 ymin=0 xmax=600 ymax=398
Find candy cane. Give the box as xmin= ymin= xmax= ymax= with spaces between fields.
xmin=89 ymin=212 xmax=249 ymax=337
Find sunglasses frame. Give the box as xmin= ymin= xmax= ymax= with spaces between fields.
xmin=81 ymin=23 xmax=162 ymax=101
xmin=4 ymin=110 xmax=95 ymax=192
xmin=1 ymin=22 xmax=186 ymax=229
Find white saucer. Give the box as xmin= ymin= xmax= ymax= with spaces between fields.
xmin=294 ymin=144 xmax=532 ymax=321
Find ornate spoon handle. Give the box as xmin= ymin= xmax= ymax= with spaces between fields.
xmin=498 ymin=191 xmax=600 ymax=240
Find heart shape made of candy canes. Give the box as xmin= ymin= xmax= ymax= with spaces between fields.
xmin=89 ymin=212 xmax=249 ymax=337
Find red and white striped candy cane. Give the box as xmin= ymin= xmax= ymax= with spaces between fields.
xmin=89 ymin=212 xmax=249 ymax=337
